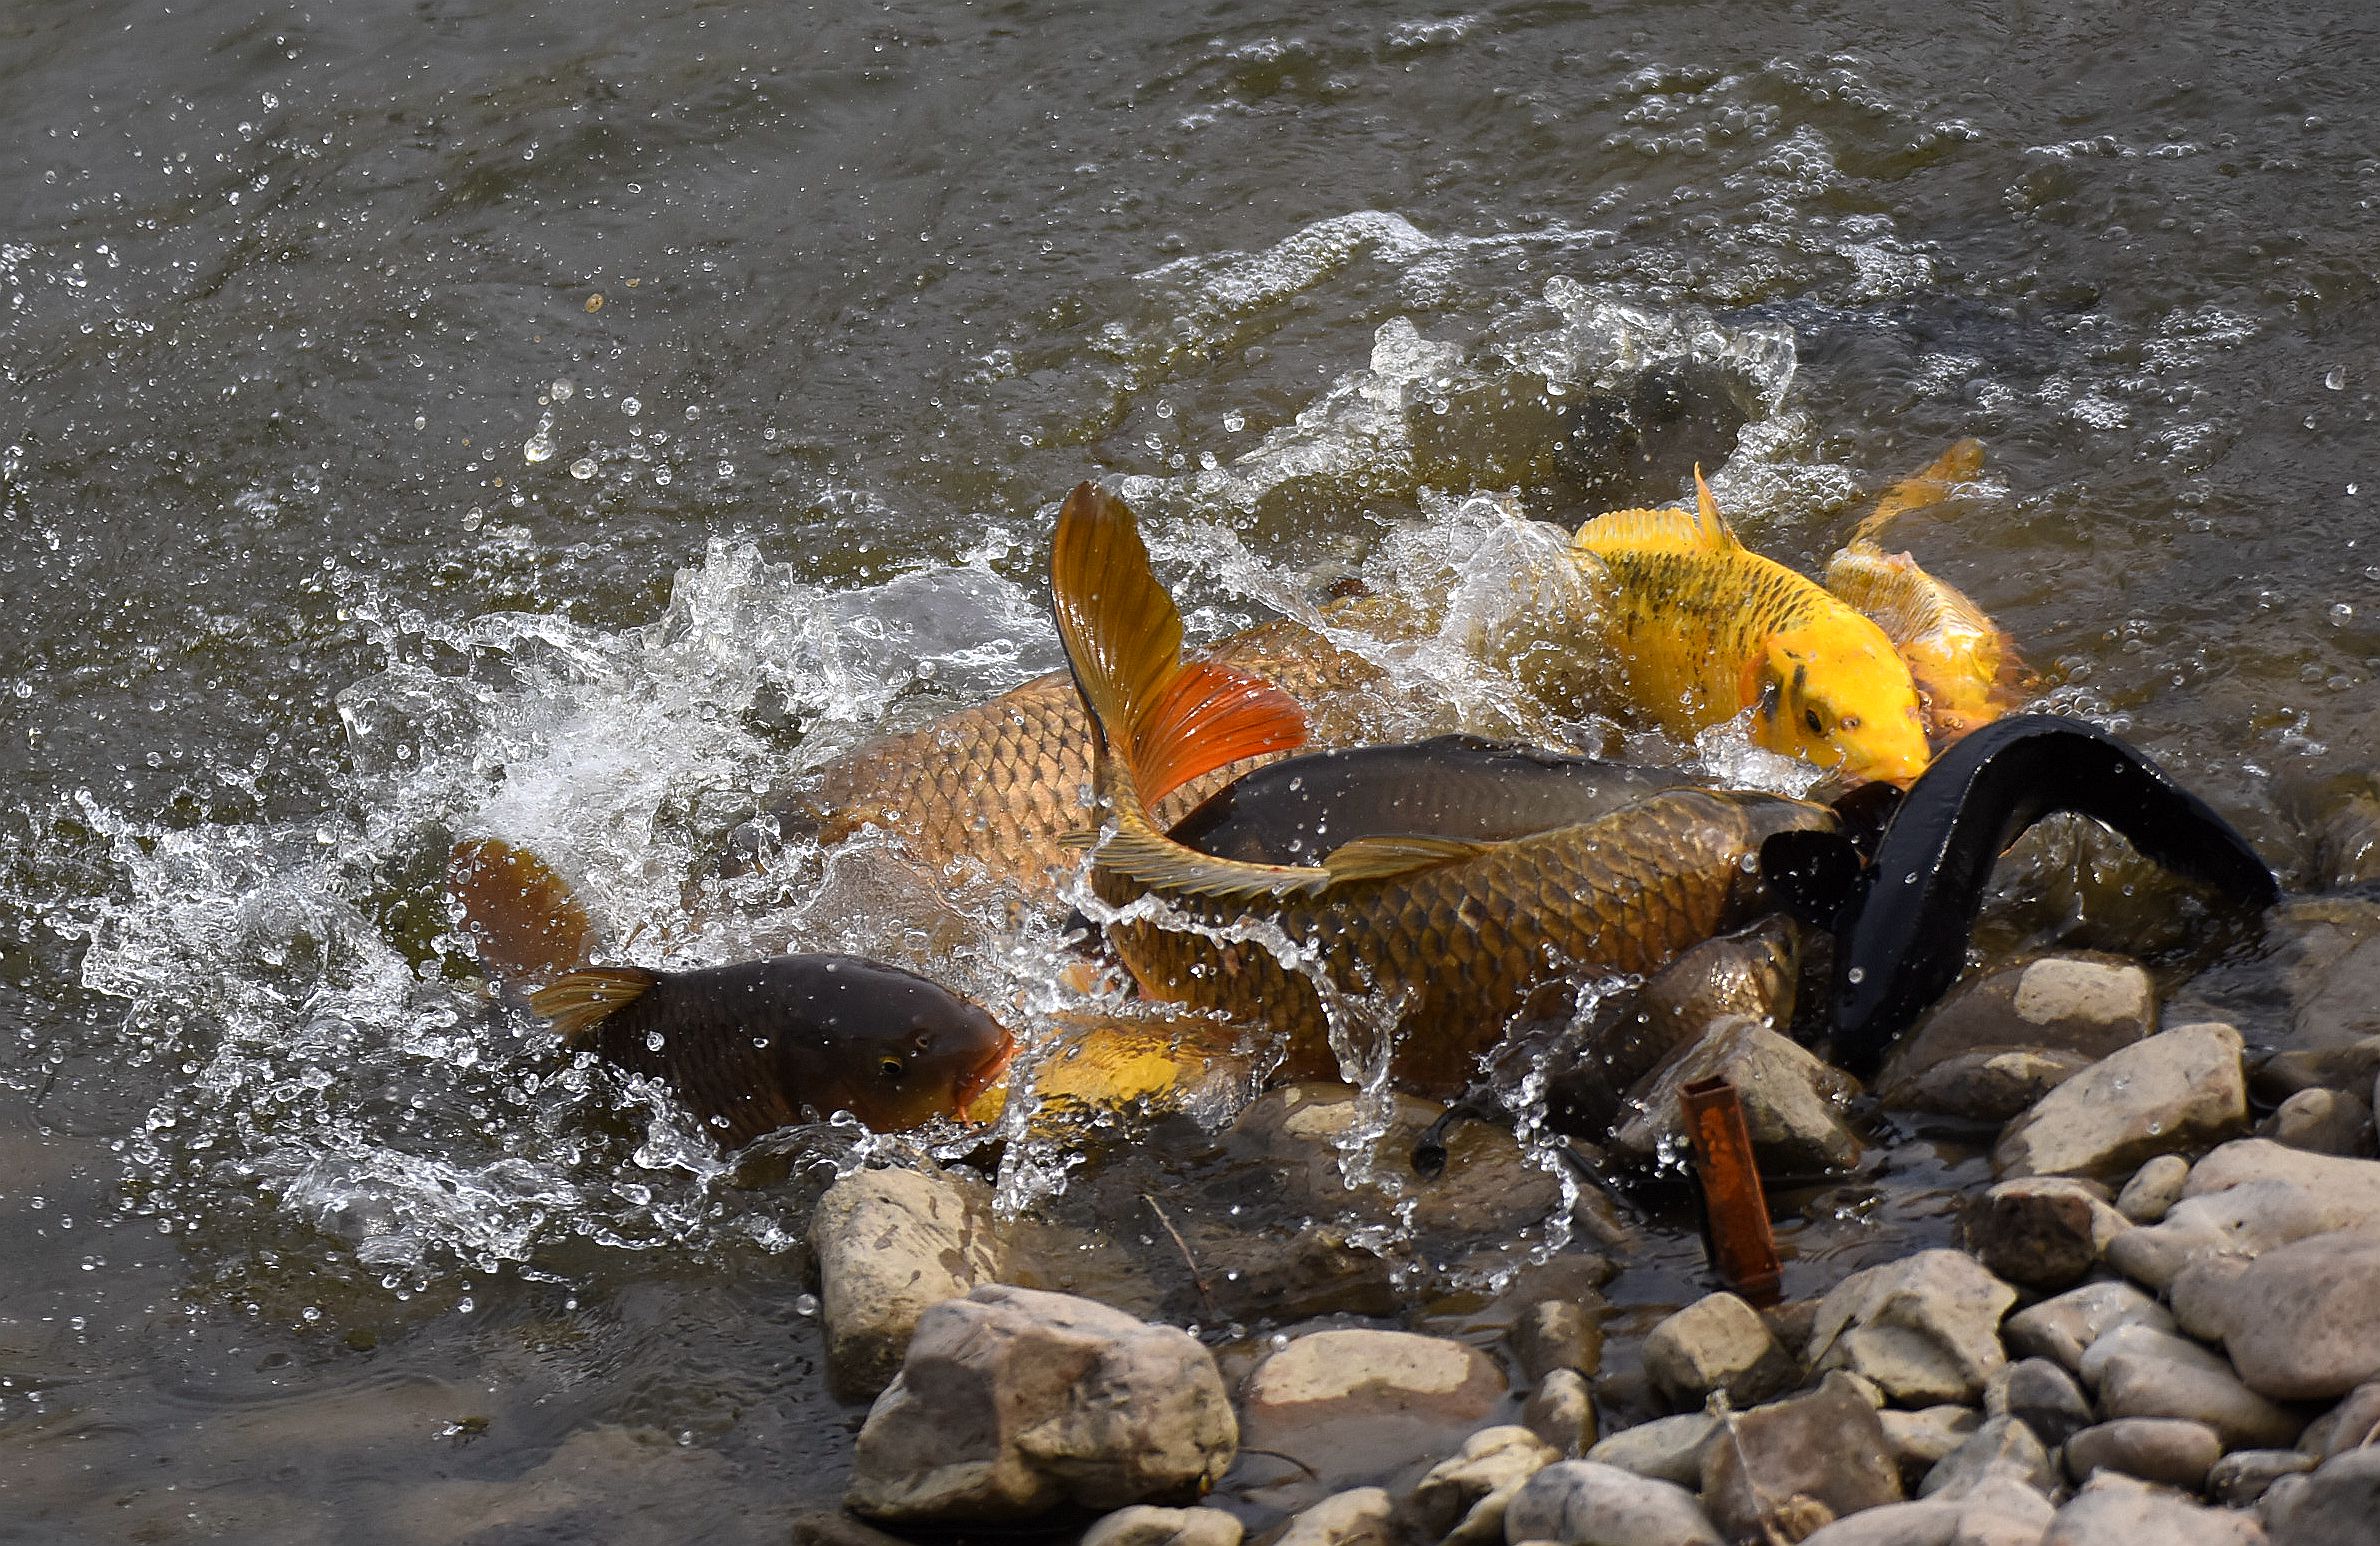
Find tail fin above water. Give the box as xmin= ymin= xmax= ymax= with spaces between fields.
xmin=446 ymin=837 xmax=600 ymax=988
xmin=526 ymin=966 xmax=661 ymax=1047
xmin=1851 ymin=437 xmax=1987 ymax=547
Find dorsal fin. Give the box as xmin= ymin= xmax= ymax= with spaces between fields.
xmin=1320 ymin=832 xmax=1497 ymax=885
xmin=1574 ymin=493 xmax=1738 ymax=557
xmin=1691 ymin=465 xmax=1738 ymax=544
xmin=447 ymin=838 xmax=600 ymax=987
xmin=528 ymin=966 xmax=662 ymax=1046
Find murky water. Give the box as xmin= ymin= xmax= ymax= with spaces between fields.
xmin=5 ymin=2 xmax=2377 ymax=1540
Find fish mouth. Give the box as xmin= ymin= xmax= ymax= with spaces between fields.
xmin=953 ymin=1028 xmax=1020 ymax=1120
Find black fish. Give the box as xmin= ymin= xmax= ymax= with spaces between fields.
xmin=1167 ymin=734 xmax=1695 ymax=863
xmin=1761 ymin=715 xmax=2279 ymax=1071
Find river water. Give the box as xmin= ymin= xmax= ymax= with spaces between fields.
xmin=4 ymin=2 xmax=2377 ymax=1541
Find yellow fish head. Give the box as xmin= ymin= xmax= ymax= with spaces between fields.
xmin=1742 ymin=623 xmax=1932 ymax=787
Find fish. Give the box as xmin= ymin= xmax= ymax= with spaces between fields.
xmin=447 ymin=838 xmax=1016 ymax=1143
xmin=731 ymin=618 xmax=1386 ymax=900
xmin=1571 ymin=470 xmax=1933 ymax=786
xmin=1167 ymin=734 xmax=1695 ymax=865
xmin=531 ymin=957 xmax=1017 ymax=1146
xmin=1822 ymin=439 xmax=2032 ymax=743
xmin=1758 ymin=714 xmax=2280 ymax=1071
xmin=1051 ymin=480 xmax=1841 ymax=1095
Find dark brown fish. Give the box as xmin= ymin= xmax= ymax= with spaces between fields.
xmin=1050 ymin=482 xmax=1840 ymax=1095
xmin=531 ymin=958 xmax=1016 ymax=1146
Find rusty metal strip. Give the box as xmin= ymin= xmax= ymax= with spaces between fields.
xmin=1681 ymin=1075 xmax=1783 ymax=1306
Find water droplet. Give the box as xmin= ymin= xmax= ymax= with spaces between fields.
xmin=2326 ymin=367 xmax=2347 ymax=391
xmin=550 ymin=378 xmax=574 ymax=401
xmin=568 ymin=457 xmax=597 ymax=480
xmin=522 ymin=433 xmax=553 ymax=464
xmin=622 ymin=396 xmax=641 ymax=417
xmin=584 ymin=293 xmax=604 ymax=313
xmin=1846 ymin=966 xmax=1866 ymax=985
xmin=461 ymin=507 xmax=482 ymax=531
xmin=645 ymin=1030 xmax=665 ymax=1052
xmin=1222 ymin=411 xmax=1245 ymax=433
xmin=794 ymin=1292 xmax=819 ymax=1317
xmin=654 ymin=468 xmax=673 ymax=486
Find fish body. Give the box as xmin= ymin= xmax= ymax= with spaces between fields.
xmin=1573 ymin=472 xmax=1932 ymax=786
xmin=1823 ymin=440 xmax=2030 ymax=743
xmin=741 ymin=619 xmax=1385 ymax=898
xmin=530 ymin=956 xmax=1016 ymax=1147
xmin=1051 ymin=482 xmax=1839 ymax=1096
xmin=1168 ymin=734 xmax=1696 ymax=865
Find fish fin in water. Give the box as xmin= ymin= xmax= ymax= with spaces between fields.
xmin=447 ymin=838 xmax=600 ymax=988
xmin=1850 ymin=437 xmax=1987 ymax=547
xmin=1320 ymin=832 xmax=1497 ymax=885
xmin=528 ymin=966 xmax=662 ymax=1047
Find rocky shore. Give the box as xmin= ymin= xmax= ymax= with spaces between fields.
xmin=796 ymin=902 xmax=2380 ymax=1546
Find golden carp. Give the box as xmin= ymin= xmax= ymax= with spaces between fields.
xmin=1571 ymin=471 xmax=1932 ymax=786
xmin=1823 ymin=439 xmax=2031 ymax=744
xmin=741 ymin=619 xmax=1386 ymax=901
xmin=1052 ymin=482 xmax=1840 ymax=1095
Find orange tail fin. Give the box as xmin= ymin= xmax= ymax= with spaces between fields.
xmin=447 ymin=838 xmax=600 ymax=988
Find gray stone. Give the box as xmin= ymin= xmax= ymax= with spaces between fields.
xmin=2297 ymin=1380 xmax=2380 ymax=1460
xmin=1994 ymin=1023 xmax=2249 ymax=1182
xmin=1807 ymin=1249 xmax=2019 ymax=1405
xmin=1236 ymin=1084 xmax=1566 ymax=1239
xmin=1987 ymin=1358 xmax=2093 ymax=1451
xmin=814 ymin=1166 xmax=1007 ymax=1399
xmin=1522 ymin=1368 xmax=1597 ymax=1458
xmin=2182 ymin=1138 xmax=2380 ymax=1200
xmin=1510 ymin=1298 xmax=1606 ymax=1385
xmin=1240 ymin=1329 xmax=1507 ymax=1507
xmin=2043 ymin=1473 xmax=2268 ymax=1544
xmin=2117 ymin=1155 xmax=2191 ymax=1224
xmin=1880 ymin=1405 xmax=1981 ymax=1484
xmin=1407 ymin=1426 xmax=1560 ymax=1545
xmin=1500 ymin=1460 xmax=1723 ymax=1546
xmin=1643 ymin=1293 xmax=1795 ymax=1410
xmin=1880 ymin=955 xmax=2158 ymax=1121
xmin=1583 ymin=1413 xmax=1716 ymax=1490
xmin=1700 ymin=1373 xmax=1904 ymax=1544
xmin=2256 ymin=897 xmax=2380 ymax=1093
xmin=1795 ymin=1477 xmax=2055 ymax=1546
xmin=2257 ymin=1446 xmax=2380 ymax=1545
xmin=1276 ymin=1488 xmax=1395 ymax=1546
xmin=847 ymin=1286 xmax=1235 ymax=1522
xmin=2081 ymin=1321 xmax=2305 ymax=1449
xmin=1962 ymin=1177 xmax=2132 ymax=1291
xmin=2186 ymin=1228 xmax=2380 ymax=1401
xmin=2063 ymin=1418 xmax=2223 ymax=1490
xmin=2206 ymin=1450 xmax=2314 ymax=1508
xmin=2002 ymin=1279 xmax=2176 ymax=1375
xmin=1083 ymin=1506 xmax=1246 ymax=1546
xmin=1612 ymin=1017 xmax=1866 ymax=1174
xmin=1917 ymin=1414 xmax=2056 ymax=1502
xmin=2257 ymin=1087 xmax=2373 ymax=1156
xmin=2107 ymin=1182 xmax=2380 ymax=1294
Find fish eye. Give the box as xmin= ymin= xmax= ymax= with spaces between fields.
xmin=1804 ymin=707 xmax=1826 ymax=736
xmin=878 ymin=1055 xmax=907 ymax=1081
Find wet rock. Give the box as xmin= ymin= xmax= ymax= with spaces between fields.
xmin=2255 ymin=1086 xmax=2373 ymax=1156
xmin=1807 ymin=1249 xmax=2018 ymax=1405
xmin=2117 ymin=1155 xmax=2191 ymax=1224
xmin=1643 ymin=1293 xmax=1796 ymax=1410
xmin=1700 ymin=1372 xmax=1904 ymax=1543
xmin=1987 ymin=1357 xmax=2093 ymax=1451
xmin=2296 ymin=1379 xmax=2380 ymax=1459
xmin=2180 ymin=1228 xmax=2380 ymax=1401
xmin=1916 ymin=1414 xmax=2056 ymax=1501
xmin=1611 ymin=1016 xmax=1866 ymax=1174
xmin=2104 ymin=1143 xmax=2380 ymax=1292
xmin=1522 ymin=1368 xmax=1598 ymax=1457
xmin=1510 ymin=1298 xmax=1607 ymax=1385
xmin=1879 ymin=1405 xmax=1980 ymax=1483
xmin=2257 ymin=1446 xmax=2380 ymax=1545
xmin=1879 ymin=955 xmax=2157 ymax=1121
xmin=2206 ymin=1450 xmax=2315 ymax=1508
xmin=1502 ymin=1459 xmax=1723 ymax=1546
xmin=1235 ymin=1084 xmax=1565 ymax=1239
xmin=1993 ymin=1022 xmax=2249 ymax=1182
xmin=1962 ymin=1177 xmax=2132 ymax=1291
xmin=2063 ymin=1417 xmax=2223 ymax=1490
xmin=2043 ymin=1472 xmax=2268 ymax=1544
xmin=1405 ymin=1426 xmax=1560 ymax=1545
xmin=846 ymin=1286 xmax=1235 ymax=1522
xmin=2181 ymin=1137 xmax=2380 ymax=1200
xmin=2080 ymin=1321 xmax=2304 ymax=1450
xmin=1276 ymin=1487 xmax=1395 ymax=1546
xmin=1583 ymin=1413 xmax=1717 ymax=1489
xmin=1083 ymin=1506 xmax=1246 ymax=1546
xmin=2002 ymin=1279 xmax=2176 ymax=1375
xmin=813 ymin=1166 xmax=1008 ymax=1400
xmin=1794 ymin=1476 xmax=2055 ymax=1546
xmin=1238 ymin=1329 xmax=1506 ymax=1506
xmin=2255 ymin=897 xmax=2380 ymax=1094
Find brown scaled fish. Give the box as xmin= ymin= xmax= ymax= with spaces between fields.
xmin=735 ymin=618 xmax=1387 ymax=902
xmin=1052 ymin=482 xmax=1841 ymax=1096
xmin=1823 ymin=439 xmax=2033 ymax=745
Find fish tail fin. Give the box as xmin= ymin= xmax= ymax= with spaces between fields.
xmin=1851 ymin=438 xmax=1987 ymax=547
xmin=528 ymin=966 xmax=662 ymax=1047
xmin=1050 ymin=483 xmax=1308 ymax=818
xmin=447 ymin=838 xmax=600 ymax=988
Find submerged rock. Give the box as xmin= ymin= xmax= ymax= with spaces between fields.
xmin=846 ymin=1286 xmax=1235 ymax=1523
xmin=1878 ymin=954 xmax=2157 ymax=1121
xmin=1237 ymin=1329 xmax=1506 ymax=1508
xmin=813 ymin=1165 xmax=1008 ymax=1399
xmin=1807 ymin=1250 xmax=2018 ymax=1405
xmin=1993 ymin=1021 xmax=2249 ymax=1182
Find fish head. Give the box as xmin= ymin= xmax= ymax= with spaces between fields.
xmin=1743 ymin=622 xmax=1932 ymax=787
xmin=754 ymin=958 xmax=1018 ymax=1132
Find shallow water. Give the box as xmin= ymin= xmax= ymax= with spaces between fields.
xmin=5 ymin=1 xmax=2378 ymax=1539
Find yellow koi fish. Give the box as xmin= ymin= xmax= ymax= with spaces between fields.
xmin=1823 ymin=439 xmax=2032 ymax=745
xmin=1572 ymin=471 xmax=1932 ymax=787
